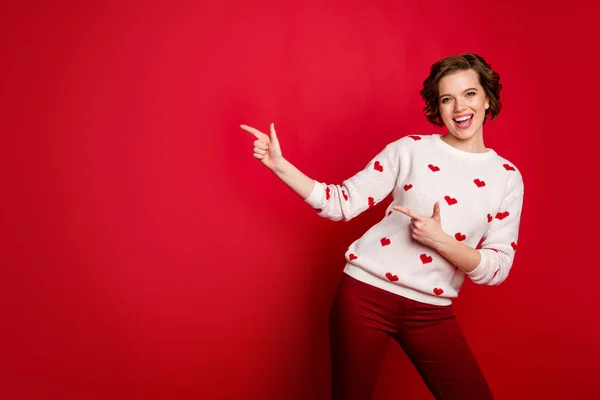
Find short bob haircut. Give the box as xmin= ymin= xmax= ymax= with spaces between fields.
xmin=420 ymin=52 xmax=502 ymax=127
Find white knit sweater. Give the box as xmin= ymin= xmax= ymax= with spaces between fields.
xmin=305 ymin=133 xmax=524 ymax=305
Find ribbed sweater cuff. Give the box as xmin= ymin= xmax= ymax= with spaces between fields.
xmin=467 ymin=250 xmax=489 ymax=281
xmin=304 ymin=180 xmax=323 ymax=208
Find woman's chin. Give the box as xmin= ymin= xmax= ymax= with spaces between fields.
xmin=445 ymin=125 xmax=482 ymax=141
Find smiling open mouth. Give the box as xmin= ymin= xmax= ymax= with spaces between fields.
xmin=453 ymin=114 xmax=473 ymax=129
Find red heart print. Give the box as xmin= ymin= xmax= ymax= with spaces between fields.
xmin=433 ymin=288 xmax=444 ymax=296
xmin=487 ymin=214 xmax=492 ymax=222
xmin=476 ymin=237 xmax=484 ymax=249
xmin=503 ymin=164 xmax=515 ymax=171
xmin=420 ymin=253 xmax=433 ymax=264
xmin=495 ymin=211 xmax=510 ymax=220
xmin=403 ymin=184 xmax=413 ymax=191
xmin=385 ymin=272 xmax=399 ymax=282
xmin=428 ymin=164 xmax=440 ymax=172
xmin=408 ymin=135 xmax=422 ymax=141
xmin=342 ymin=190 xmax=348 ymax=200
xmin=474 ymin=179 xmax=486 ymax=187
xmin=368 ymin=197 xmax=375 ymax=207
xmin=455 ymin=232 xmax=466 ymax=241
xmin=444 ymin=195 xmax=458 ymax=205
xmin=374 ymin=161 xmax=383 ymax=172
xmin=511 ymin=242 xmax=518 ymax=251
xmin=326 ymin=187 xmax=331 ymax=200
xmin=349 ymin=253 xmax=358 ymax=260
xmin=381 ymin=237 xmax=391 ymax=246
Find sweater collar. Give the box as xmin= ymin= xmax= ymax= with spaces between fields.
xmin=432 ymin=134 xmax=497 ymax=161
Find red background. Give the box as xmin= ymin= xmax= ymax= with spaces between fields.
xmin=2 ymin=1 xmax=598 ymax=399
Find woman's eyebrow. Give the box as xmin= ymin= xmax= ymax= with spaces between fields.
xmin=439 ymin=88 xmax=479 ymax=99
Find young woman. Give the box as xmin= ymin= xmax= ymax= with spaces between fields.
xmin=240 ymin=52 xmax=523 ymax=400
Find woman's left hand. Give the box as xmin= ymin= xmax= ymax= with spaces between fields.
xmin=393 ymin=202 xmax=450 ymax=250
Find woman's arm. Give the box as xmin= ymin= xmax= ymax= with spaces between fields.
xmin=242 ymin=122 xmax=401 ymax=222
xmin=393 ymin=203 xmax=481 ymax=273
xmin=434 ymin=236 xmax=481 ymax=273
xmin=270 ymin=157 xmax=315 ymax=201
xmin=394 ymin=174 xmax=524 ymax=284
xmin=241 ymin=123 xmax=315 ymax=199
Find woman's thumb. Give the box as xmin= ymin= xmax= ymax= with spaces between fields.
xmin=268 ymin=122 xmax=283 ymax=156
xmin=269 ymin=122 xmax=277 ymax=139
xmin=432 ymin=202 xmax=441 ymax=221
xmin=269 ymin=122 xmax=278 ymax=142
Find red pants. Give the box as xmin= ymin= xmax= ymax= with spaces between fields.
xmin=329 ymin=274 xmax=494 ymax=400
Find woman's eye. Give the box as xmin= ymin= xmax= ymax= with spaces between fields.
xmin=441 ymin=98 xmax=451 ymax=103
xmin=466 ymin=91 xmax=476 ymax=97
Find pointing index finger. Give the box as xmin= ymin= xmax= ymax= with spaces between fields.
xmin=393 ymin=206 xmax=422 ymax=220
xmin=240 ymin=124 xmax=267 ymax=140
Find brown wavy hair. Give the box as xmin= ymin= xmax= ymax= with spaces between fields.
xmin=420 ymin=52 xmax=502 ymax=127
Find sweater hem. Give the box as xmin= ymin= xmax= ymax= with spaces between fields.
xmin=343 ymin=263 xmax=452 ymax=306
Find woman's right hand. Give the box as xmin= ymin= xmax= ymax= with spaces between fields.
xmin=240 ymin=122 xmax=283 ymax=171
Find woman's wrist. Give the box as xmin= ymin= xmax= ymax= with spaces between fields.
xmin=270 ymin=156 xmax=287 ymax=174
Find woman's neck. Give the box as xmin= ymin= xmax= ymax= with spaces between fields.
xmin=441 ymin=132 xmax=488 ymax=154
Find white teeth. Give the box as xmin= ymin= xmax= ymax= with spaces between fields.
xmin=454 ymin=115 xmax=472 ymax=122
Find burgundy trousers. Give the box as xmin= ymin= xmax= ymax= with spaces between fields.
xmin=329 ymin=274 xmax=494 ymax=400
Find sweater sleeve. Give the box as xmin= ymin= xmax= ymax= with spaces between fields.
xmin=467 ymin=176 xmax=524 ymax=285
xmin=304 ymin=143 xmax=400 ymax=221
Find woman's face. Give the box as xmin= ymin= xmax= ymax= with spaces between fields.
xmin=438 ymin=69 xmax=489 ymax=141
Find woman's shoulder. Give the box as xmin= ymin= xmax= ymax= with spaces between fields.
xmin=489 ymin=153 xmax=525 ymax=194
xmin=387 ymin=133 xmax=438 ymax=148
